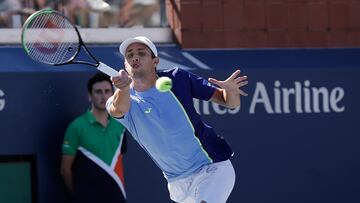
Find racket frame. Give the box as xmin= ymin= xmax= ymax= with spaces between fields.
xmin=21 ymin=9 xmax=99 ymax=67
xmin=21 ymin=9 xmax=120 ymax=77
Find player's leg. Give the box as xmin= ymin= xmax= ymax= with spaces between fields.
xmin=194 ymin=160 xmax=236 ymax=203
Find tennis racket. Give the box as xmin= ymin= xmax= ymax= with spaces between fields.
xmin=21 ymin=9 xmax=119 ymax=77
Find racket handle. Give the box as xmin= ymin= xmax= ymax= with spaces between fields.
xmin=97 ymin=62 xmax=119 ymax=77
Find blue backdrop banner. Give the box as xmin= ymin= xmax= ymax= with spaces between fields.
xmin=0 ymin=45 xmax=359 ymax=203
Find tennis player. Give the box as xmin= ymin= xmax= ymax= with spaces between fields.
xmin=106 ymin=36 xmax=248 ymax=203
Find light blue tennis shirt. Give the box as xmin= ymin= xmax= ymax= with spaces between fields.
xmin=106 ymin=68 xmax=233 ymax=181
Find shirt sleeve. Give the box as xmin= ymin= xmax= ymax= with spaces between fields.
xmin=106 ymin=95 xmax=133 ymax=134
xmin=62 ymin=122 xmax=79 ymax=156
xmin=180 ymin=68 xmax=216 ymax=101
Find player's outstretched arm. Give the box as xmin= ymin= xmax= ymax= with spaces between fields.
xmin=109 ymin=70 xmax=132 ymax=117
xmin=209 ymin=69 xmax=248 ymax=109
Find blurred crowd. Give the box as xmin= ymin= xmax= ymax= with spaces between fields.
xmin=0 ymin=0 xmax=165 ymax=28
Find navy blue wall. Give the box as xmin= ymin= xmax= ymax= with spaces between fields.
xmin=0 ymin=45 xmax=359 ymax=203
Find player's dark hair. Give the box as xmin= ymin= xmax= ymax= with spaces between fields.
xmin=87 ymin=72 xmax=113 ymax=93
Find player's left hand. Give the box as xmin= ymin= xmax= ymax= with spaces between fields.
xmin=208 ymin=69 xmax=248 ymax=96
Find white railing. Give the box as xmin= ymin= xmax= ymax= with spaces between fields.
xmin=0 ymin=27 xmax=173 ymax=44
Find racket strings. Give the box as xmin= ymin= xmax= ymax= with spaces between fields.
xmin=48 ymin=15 xmax=74 ymax=64
xmin=32 ymin=14 xmax=73 ymax=63
xmin=30 ymin=15 xmax=60 ymax=63
xmin=26 ymin=16 xmax=71 ymax=64
xmin=27 ymin=15 xmax=50 ymax=62
xmin=23 ymin=12 xmax=78 ymax=65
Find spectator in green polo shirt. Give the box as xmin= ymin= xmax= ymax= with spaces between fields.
xmin=60 ymin=73 xmax=127 ymax=203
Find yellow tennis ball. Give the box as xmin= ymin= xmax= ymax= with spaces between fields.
xmin=156 ymin=76 xmax=172 ymax=92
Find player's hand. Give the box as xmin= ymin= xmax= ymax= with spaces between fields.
xmin=208 ymin=69 xmax=248 ymax=96
xmin=111 ymin=69 xmax=132 ymax=91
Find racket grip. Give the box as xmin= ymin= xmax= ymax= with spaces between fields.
xmin=97 ymin=62 xmax=119 ymax=77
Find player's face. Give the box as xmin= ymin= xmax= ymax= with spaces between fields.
xmin=124 ymin=43 xmax=157 ymax=79
xmin=89 ymin=81 xmax=113 ymax=111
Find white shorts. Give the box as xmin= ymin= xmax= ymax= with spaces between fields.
xmin=167 ymin=160 xmax=236 ymax=203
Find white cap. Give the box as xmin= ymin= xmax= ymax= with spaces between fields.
xmin=119 ymin=36 xmax=158 ymax=57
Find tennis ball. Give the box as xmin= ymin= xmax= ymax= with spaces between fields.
xmin=156 ymin=76 xmax=172 ymax=92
